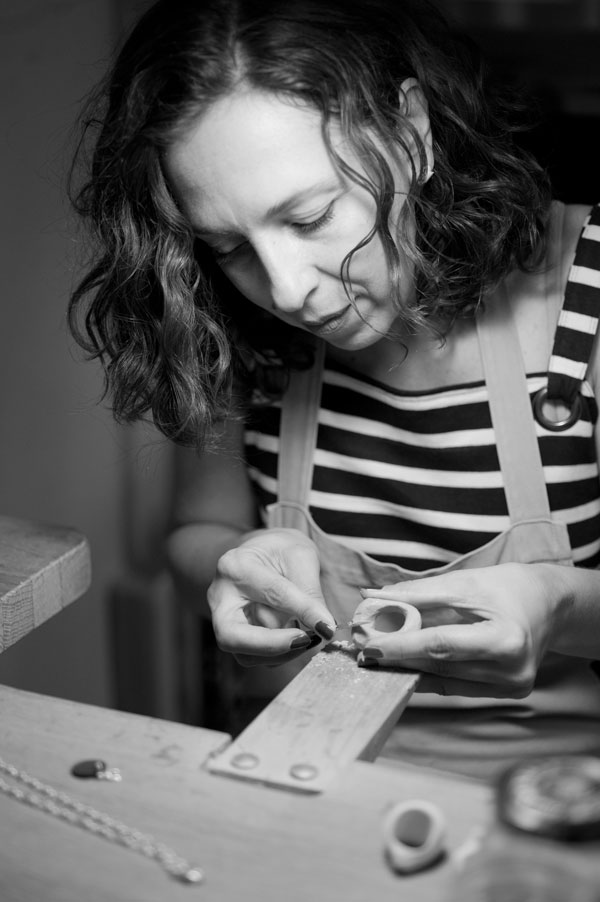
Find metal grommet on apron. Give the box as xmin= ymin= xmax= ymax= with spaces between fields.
xmin=533 ymin=387 xmax=582 ymax=432
xmin=533 ymin=203 xmax=600 ymax=432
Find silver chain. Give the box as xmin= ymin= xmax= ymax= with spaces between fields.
xmin=0 ymin=756 xmax=203 ymax=885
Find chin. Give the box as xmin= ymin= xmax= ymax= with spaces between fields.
xmin=325 ymin=327 xmax=385 ymax=352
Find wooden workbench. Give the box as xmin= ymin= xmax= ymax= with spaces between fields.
xmin=2 ymin=516 xmax=597 ymax=900
xmin=0 ymin=684 xmax=492 ymax=902
xmin=0 ymin=513 xmax=491 ymax=899
xmin=0 ymin=515 xmax=91 ymax=652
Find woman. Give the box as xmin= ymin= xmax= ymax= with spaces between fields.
xmin=69 ymin=0 xmax=600 ymax=779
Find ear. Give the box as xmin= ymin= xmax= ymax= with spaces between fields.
xmin=398 ymin=77 xmax=434 ymax=182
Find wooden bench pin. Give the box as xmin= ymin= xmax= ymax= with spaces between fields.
xmin=208 ymin=599 xmax=422 ymax=793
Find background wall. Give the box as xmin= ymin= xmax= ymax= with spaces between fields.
xmin=0 ymin=0 xmax=161 ymax=708
xmin=441 ymin=0 xmax=600 ymax=203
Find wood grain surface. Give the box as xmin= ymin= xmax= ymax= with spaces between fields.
xmin=0 ymin=684 xmax=491 ymax=902
xmin=208 ymin=645 xmax=420 ymax=792
xmin=0 ymin=515 xmax=91 ymax=651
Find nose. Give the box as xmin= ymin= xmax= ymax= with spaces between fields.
xmin=257 ymin=236 xmax=318 ymax=316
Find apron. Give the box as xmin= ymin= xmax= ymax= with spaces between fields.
xmin=265 ymin=208 xmax=600 ymax=780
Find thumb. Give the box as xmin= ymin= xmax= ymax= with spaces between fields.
xmin=280 ymin=544 xmax=337 ymax=639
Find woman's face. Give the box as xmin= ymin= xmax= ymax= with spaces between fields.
xmin=165 ymin=87 xmax=427 ymax=351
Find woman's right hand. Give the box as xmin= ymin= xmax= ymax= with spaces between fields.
xmin=206 ymin=528 xmax=337 ymax=666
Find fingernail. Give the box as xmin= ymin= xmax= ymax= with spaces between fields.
xmin=290 ymin=634 xmax=311 ymax=650
xmin=362 ymin=647 xmax=384 ymax=658
xmin=358 ymin=588 xmax=371 ymax=598
xmin=358 ymin=655 xmax=380 ymax=668
xmin=315 ymin=620 xmax=336 ymax=641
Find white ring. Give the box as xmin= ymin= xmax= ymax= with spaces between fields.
xmin=351 ymin=599 xmax=421 ymax=649
xmin=383 ymin=799 xmax=446 ymax=874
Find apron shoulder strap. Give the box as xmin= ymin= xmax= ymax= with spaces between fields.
xmin=545 ymin=203 xmax=600 ymax=412
xmin=276 ymin=340 xmax=326 ymax=506
xmin=477 ymin=286 xmax=553 ymax=523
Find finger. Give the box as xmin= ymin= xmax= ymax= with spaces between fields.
xmin=360 ymin=575 xmax=480 ymax=613
xmin=359 ymin=622 xmax=496 ymax=664
xmin=211 ymin=599 xmax=316 ymax=657
xmin=217 ymin=549 xmax=336 ymax=638
xmin=272 ymin=548 xmax=338 ymax=637
xmin=360 ymin=653 xmax=506 ymax=684
xmin=245 ymin=603 xmax=296 ymax=630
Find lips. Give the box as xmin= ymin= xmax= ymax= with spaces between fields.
xmin=303 ymin=305 xmax=351 ymax=334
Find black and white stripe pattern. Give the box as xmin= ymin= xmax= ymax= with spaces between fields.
xmin=548 ymin=203 xmax=600 ymax=406
xmin=245 ymin=361 xmax=600 ymax=571
xmin=245 ymin=203 xmax=600 ymax=572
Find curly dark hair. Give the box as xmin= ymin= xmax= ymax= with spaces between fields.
xmin=68 ymin=0 xmax=551 ymax=447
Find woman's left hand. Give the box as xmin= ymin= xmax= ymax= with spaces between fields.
xmin=356 ymin=563 xmax=564 ymax=698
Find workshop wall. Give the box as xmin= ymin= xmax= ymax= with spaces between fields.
xmin=439 ymin=0 xmax=600 ymax=202
xmin=0 ymin=1 xmax=128 ymax=706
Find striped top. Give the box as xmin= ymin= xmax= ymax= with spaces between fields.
xmin=547 ymin=206 xmax=600 ymax=406
xmin=244 ymin=205 xmax=600 ymax=573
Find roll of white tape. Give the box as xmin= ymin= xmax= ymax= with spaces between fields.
xmin=351 ymin=599 xmax=421 ymax=649
xmin=383 ymin=799 xmax=446 ymax=874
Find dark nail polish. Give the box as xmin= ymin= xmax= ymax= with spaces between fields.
xmin=358 ymin=656 xmax=380 ymax=668
xmin=315 ymin=620 xmax=335 ymax=641
xmin=362 ymin=647 xmax=384 ymax=658
xmin=290 ymin=635 xmax=311 ymax=650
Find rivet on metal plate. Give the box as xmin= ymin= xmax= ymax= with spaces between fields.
xmin=290 ymin=763 xmax=319 ymax=781
xmin=231 ymin=752 xmax=259 ymax=770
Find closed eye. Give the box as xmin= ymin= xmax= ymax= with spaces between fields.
xmin=210 ymin=202 xmax=336 ymax=267
xmin=292 ymin=203 xmax=335 ymax=235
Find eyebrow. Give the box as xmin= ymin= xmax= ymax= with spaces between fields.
xmin=194 ymin=177 xmax=341 ymax=240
